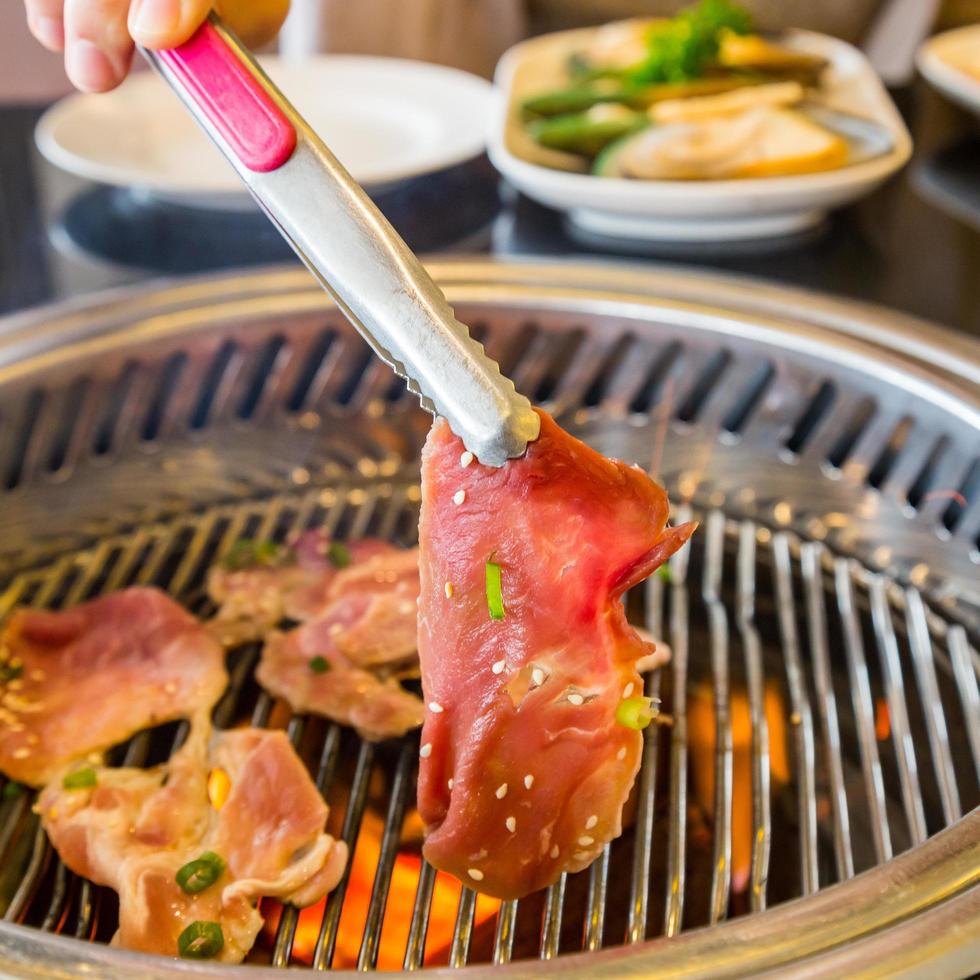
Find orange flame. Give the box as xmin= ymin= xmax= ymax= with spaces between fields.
xmin=264 ymin=810 xmax=499 ymax=969
xmin=689 ymin=682 xmax=789 ymax=895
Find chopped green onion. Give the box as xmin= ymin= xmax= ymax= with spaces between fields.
xmin=175 ymin=851 xmax=226 ymax=895
xmin=327 ymin=541 xmax=352 ymax=569
xmin=3 ymin=781 xmax=24 ymax=802
xmin=62 ymin=768 xmax=97 ymax=790
xmin=308 ymin=655 xmax=330 ymax=674
xmin=616 ymin=697 xmax=655 ymax=730
xmin=0 ymin=664 xmax=23 ymax=683
xmin=657 ymin=564 xmax=672 ymax=583
xmin=177 ymin=920 xmax=224 ymax=959
xmin=485 ymin=561 xmax=505 ymax=621
xmin=222 ymin=539 xmax=285 ymax=571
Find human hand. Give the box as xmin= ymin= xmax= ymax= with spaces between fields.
xmin=24 ymin=0 xmax=290 ymax=93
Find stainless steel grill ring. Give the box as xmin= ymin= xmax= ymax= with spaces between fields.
xmin=0 ymin=259 xmax=976 ymax=978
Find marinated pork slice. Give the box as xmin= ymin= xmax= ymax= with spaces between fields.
xmin=416 ymin=409 xmax=695 ymax=899
xmin=259 ymin=617 xmax=424 ymax=743
xmin=207 ymin=533 xmax=396 ymax=645
xmin=39 ymin=726 xmax=347 ymax=963
xmin=255 ymin=545 xmax=424 ymax=741
xmin=0 ymin=588 xmax=227 ymax=786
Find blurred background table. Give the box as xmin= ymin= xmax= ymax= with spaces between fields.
xmin=1 ymin=77 xmax=977 ymax=335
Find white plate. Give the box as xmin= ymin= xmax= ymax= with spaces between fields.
xmin=36 ymin=56 xmax=493 ymax=208
xmin=488 ymin=28 xmax=912 ymax=243
xmin=917 ymin=25 xmax=980 ymax=117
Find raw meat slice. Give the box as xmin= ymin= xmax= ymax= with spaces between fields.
xmin=416 ymin=409 xmax=695 ymax=899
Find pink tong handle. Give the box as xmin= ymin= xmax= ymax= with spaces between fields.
xmin=156 ymin=17 xmax=295 ymax=172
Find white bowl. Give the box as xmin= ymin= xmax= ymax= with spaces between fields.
xmin=917 ymin=24 xmax=980 ymax=117
xmin=488 ymin=28 xmax=912 ymax=243
xmin=36 ymin=56 xmax=494 ymax=209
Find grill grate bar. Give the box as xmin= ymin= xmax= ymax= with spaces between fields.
xmin=357 ymin=743 xmax=415 ymax=971
xmin=904 ymin=590 xmax=962 ymax=825
xmin=702 ymin=512 xmax=732 ymax=924
xmin=801 ymin=543 xmax=855 ymax=881
xmin=271 ymin=714 xmax=310 ymax=967
xmin=834 ymin=559 xmax=892 ymax=865
xmin=737 ymin=521 xmax=771 ymax=912
xmin=663 ymin=504 xmax=692 ymax=937
xmin=947 ymin=627 xmax=980 ymax=780
xmin=404 ymin=861 xmax=437 ymax=970
xmin=313 ymin=741 xmax=377 ymax=970
xmin=1 ymin=478 xmax=977 ymax=970
xmin=626 ymin=574 xmax=666 ymax=944
xmin=869 ymin=577 xmax=928 ymax=846
xmin=448 ymin=887 xmax=476 ymax=967
xmin=4 ymin=818 xmax=47 ymax=923
xmin=538 ymin=874 xmax=567 ymax=959
xmin=584 ymin=846 xmax=610 ymax=951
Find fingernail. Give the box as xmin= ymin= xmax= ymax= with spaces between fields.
xmin=130 ymin=0 xmax=182 ymax=42
xmin=65 ymin=39 xmax=120 ymax=93
xmin=31 ymin=15 xmax=65 ymax=51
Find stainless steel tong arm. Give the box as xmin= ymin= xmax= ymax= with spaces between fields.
xmin=142 ymin=16 xmax=539 ymax=466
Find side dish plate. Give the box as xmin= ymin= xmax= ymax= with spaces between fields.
xmin=36 ymin=55 xmax=494 ymax=208
xmin=917 ymin=24 xmax=980 ymax=117
xmin=488 ymin=28 xmax=912 ymax=242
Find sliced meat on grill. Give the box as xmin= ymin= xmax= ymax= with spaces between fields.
xmin=258 ymin=617 xmax=425 ymax=743
xmin=38 ymin=726 xmax=347 ymax=963
xmin=0 ymin=588 xmax=227 ymax=787
xmin=207 ymin=532 xmax=396 ymax=645
xmin=416 ymin=409 xmax=695 ymax=900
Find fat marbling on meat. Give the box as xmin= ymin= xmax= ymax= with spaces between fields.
xmin=416 ymin=409 xmax=694 ymax=899
xmin=0 ymin=587 xmax=227 ymax=786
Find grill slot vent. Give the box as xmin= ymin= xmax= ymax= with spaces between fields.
xmin=286 ymin=331 xmax=335 ymax=413
xmin=676 ymin=350 xmax=733 ymax=424
xmin=722 ymin=362 xmax=776 ymax=436
xmin=784 ymin=380 xmax=836 ymax=456
xmin=942 ymin=457 xmax=980 ymax=533
xmin=236 ymin=335 xmax=287 ymax=420
xmin=141 ymin=353 xmax=187 ymax=442
xmin=583 ymin=333 xmax=636 ymax=407
xmin=826 ymin=397 xmax=877 ymax=471
xmin=190 ymin=340 xmax=237 ymax=429
xmin=630 ymin=341 xmax=683 ymax=414
xmin=92 ymin=362 xmax=138 ymax=454
xmin=45 ymin=377 xmax=90 ymax=474
xmin=4 ymin=388 xmax=44 ymax=489
xmin=866 ymin=416 xmax=914 ymax=489
xmin=905 ymin=435 xmax=950 ymax=511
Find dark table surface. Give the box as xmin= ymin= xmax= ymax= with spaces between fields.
xmin=1 ymin=80 xmax=978 ymax=336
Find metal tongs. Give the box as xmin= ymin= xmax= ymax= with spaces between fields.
xmin=142 ymin=16 xmax=539 ymax=466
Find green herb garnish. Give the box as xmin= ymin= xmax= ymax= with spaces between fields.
xmin=627 ymin=0 xmax=751 ymax=84
xmin=175 ymin=851 xmax=226 ymax=895
xmin=486 ymin=561 xmax=505 ymax=621
xmin=0 ymin=664 xmax=23 ymax=683
xmin=62 ymin=768 xmax=97 ymax=790
xmin=657 ymin=564 xmax=672 ymax=583
xmin=327 ymin=541 xmax=352 ymax=569
xmin=222 ymin=538 xmax=285 ymax=571
xmin=177 ymin=920 xmax=224 ymax=959
xmin=2 ymin=781 xmax=24 ymax=802
xmin=616 ymin=697 xmax=655 ymax=731
xmin=309 ymin=655 xmax=330 ymax=674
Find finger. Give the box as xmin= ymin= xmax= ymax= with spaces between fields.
xmin=128 ymin=0 xmax=211 ymax=49
xmin=24 ymin=0 xmax=66 ymax=51
xmin=63 ymin=0 xmax=134 ymax=92
xmin=214 ymin=0 xmax=291 ymax=48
